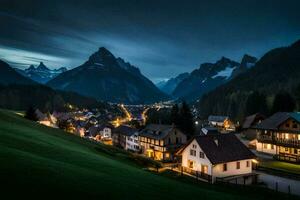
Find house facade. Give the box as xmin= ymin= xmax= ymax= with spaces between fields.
xmin=139 ymin=124 xmax=187 ymax=161
xmin=112 ymin=125 xmax=140 ymax=152
xmin=208 ymin=115 xmax=235 ymax=132
xmin=178 ymin=134 xmax=256 ymax=184
xmin=242 ymin=113 xmax=265 ymax=140
xmin=254 ymin=112 xmax=300 ymax=163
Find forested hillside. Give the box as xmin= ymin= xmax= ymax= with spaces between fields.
xmin=196 ymin=40 xmax=300 ymax=120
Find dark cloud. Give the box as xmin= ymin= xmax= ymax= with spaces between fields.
xmin=0 ymin=0 xmax=300 ymax=82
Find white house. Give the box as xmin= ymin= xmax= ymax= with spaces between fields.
xmin=112 ymin=125 xmax=140 ymax=152
xmin=177 ymin=134 xmax=257 ymax=184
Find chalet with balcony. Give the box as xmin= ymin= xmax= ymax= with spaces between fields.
xmin=139 ymin=124 xmax=187 ymax=161
xmin=208 ymin=115 xmax=235 ymax=132
xmin=254 ymin=112 xmax=300 ymax=163
xmin=177 ymin=134 xmax=256 ymax=184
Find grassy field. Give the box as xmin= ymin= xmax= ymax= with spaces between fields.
xmin=0 ymin=109 xmax=298 ymax=200
xmin=259 ymin=159 xmax=300 ymax=175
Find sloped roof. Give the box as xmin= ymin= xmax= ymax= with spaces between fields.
xmin=199 ymin=134 xmax=255 ymax=164
xmin=178 ymin=134 xmax=256 ymax=164
xmin=139 ymin=124 xmax=174 ymax=139
xmin=208 ymin=115 xmax=228 ymax=123
xmin=113 ymin=125 xmax=137 ymax=136
xmin=242 ymin=113 xmax=265 ymax=129
xmin=200 ymin=126 xmax=219 ymax=136
xmin=254 ymin=112 xmax=300 ymax=130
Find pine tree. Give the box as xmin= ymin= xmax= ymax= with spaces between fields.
xmin=296 ymin=84 xmax=300 ymax=110
xmin=178 ymin=101 xmax=195 ymax=138
xmin=24 ymin=106 xmax=38 ymax=121
xmin=245 ymin=91 xmax=268 ymax=116
xmin=170 ymin=104 xmax=179 ymax=125
xmin=272 ymin=92 xmax=296 ymax=114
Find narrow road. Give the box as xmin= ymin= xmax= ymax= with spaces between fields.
xmin=256 ymin=170 xmax=300 ymax=196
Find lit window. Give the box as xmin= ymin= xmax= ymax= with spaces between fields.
xmin=263 ymin=143 xmax=267 ymax=149
xmin=285 ymin=147 xmax=289 ymax=152
xmin=271 ymin=144 xmax=274 ymax=149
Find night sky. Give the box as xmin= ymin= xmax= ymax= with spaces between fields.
xmin=0 ymin=0 xmax=300 ymax=82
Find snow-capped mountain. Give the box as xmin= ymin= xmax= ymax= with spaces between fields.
xmin=15 ymin=62 xmax=67 ymax=84
xmin=172 ymin=55 xmax=257 ymax=102
xmin=47 ymin=47 xmax=168 ymax=104
xmin=156 ymin=72 xmax=189 ymax=95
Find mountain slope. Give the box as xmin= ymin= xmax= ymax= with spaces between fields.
xmin=172 ymin=57 xmax=241 ymax=101
xmin=47 ymin=47 xmax=167 ymax=104
xmin=0 ymin=60 xmax=36 ymax=85
xmin=157 ymin=72 xmax=189 ymax=95
xmin=0 ymin=110 xmax=288 ymax=199
xmin=196 ymin=39 xmax=300 ymax=120
xmin=15 ymin=62 xmax=67 ymax=83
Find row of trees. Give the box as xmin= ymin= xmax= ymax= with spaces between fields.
xmin=245 ymin=91 xmax=297 ymax=118
xmin=146 ymin=102 xmax=195 ymax=138
xmin=170 ymin=102 xmax=195 ymax=138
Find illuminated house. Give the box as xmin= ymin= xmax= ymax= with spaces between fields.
xmin=208 ymin=115 xmax=235 ymax=131
xmin=177 ymin=134 xmax=256 ymax=184
xmin=139 ymin=124 xmax=187 ymax=161
xmin=88 ymin=123 xmax=114 ymax=141
xmin=112 ymin=125 xmax=140 ymax=152
xmin=255 ymin=112 xmax=300 ymax=163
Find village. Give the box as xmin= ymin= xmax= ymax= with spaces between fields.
xmin=34 ymin=103 xmax=300 ymax=195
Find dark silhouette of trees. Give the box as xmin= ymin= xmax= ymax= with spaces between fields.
xmin=170 ymin=104 xmax=180 ymax=125
xmin=177 ymin=102 xmax=195 ymax=138
xmin=272 ymin=92 xmax=296 ymax=114
xmin=245 ymin=91 xmax=268 ymax=116
xmin=24 ymin=106 xmax=38 ymax=121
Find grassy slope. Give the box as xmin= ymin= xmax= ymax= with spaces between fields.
xmin=0 ymin=109 xmax=298 ymax=200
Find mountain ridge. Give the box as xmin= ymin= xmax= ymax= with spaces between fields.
xmin=171 ymin=55 xmax=255 ymax=101
xmin=15 ymin=62 xmax=67 ymax=84
xmin=196 ymin=39 xmax=300 ymax=120
xmin=47 ymin=47 xmax=168 ymax=104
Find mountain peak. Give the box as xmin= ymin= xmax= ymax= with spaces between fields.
xmin=241 ymin=54 xmax=257 ymax=68
xmin=28 ymin=65 xmax=35 ymax=70
xmin=37 ymin=62 xmax=50 ymax=71
xmin=88 ymin=47 xmax=116 ymax=64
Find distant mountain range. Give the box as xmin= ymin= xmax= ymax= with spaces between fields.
xmin=47 ymin=47 xmax=168 ymax=104
xmin=196 ymin=39 xmax=300 ymax=120
xmin=158 ymin=55 xmax=257 ymax=101
xmin=156 ymin=72 xmax=189 ymax=95
xmin=15 ymin=62 xmax=67 ymax=84
xmin=0 ymin=60 xmax=36 ymax=85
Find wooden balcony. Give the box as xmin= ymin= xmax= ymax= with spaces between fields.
xmin=257 ymin=135 xmax=300 ymax=148
xmin=275 ymin=138 xmax=300 ymax=147
xmin=180 ymin=166 xmax=212 ymax=183
xmin=275 ymin=153 xmax=300 ymax=163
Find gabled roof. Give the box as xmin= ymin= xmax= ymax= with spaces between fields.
xmin=208 ymin=115 xmax=228 ymax=123
xmin=200 ymin=126 xmax=219 ymax=136
xmin=242 ymin=113 xmax=265 ymax=129
xmin=254 ymin=112 xmax=300 ymax=130
xmin=178 ymin=134 xmax=256 ymax=165
xmin=139 ymin=124 xmax=174 ymax=140
xmin=113 ymin=125 xmax=137 ymax=136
